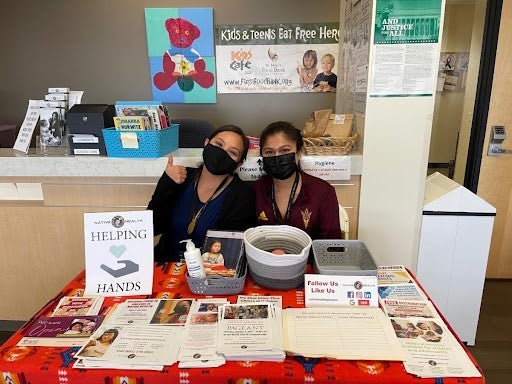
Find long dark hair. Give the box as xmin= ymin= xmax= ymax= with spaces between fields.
xmin=97 ymin=328 xmax=119 ymax=343
xmin=208 ymin=125 xmax=250 ymax=161
xmin=259 ymin=121 xmax=304 ymax=155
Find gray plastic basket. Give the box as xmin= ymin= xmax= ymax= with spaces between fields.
xmin=186 ymin=265 xmax=247 ymax=295
xmin=312 ymin=240 xmax=377 ymax=276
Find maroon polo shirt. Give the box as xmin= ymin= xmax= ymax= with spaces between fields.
xmin=253 ymin=171 xmax=342 ymax=240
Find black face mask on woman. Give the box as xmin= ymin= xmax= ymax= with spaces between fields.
xmin=202 ymin=143 xmax=239 ymax=175
xmin=262 ymin=152 xmax=299 ymax=180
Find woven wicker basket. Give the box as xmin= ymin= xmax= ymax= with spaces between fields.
xmin=303 ymin=132 xmax=359 ymax=155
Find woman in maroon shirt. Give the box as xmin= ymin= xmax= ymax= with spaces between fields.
xmin=253 ymin=121 xmax=342 ymax=240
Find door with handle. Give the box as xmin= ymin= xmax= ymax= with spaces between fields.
xmin=477 ymin=1 xmax=512 ymax=278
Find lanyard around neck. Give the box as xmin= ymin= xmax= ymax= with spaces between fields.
xmin=271 ymin=171 xmax=300 ymax=225
xmin=187 ymin=174 xmax=230 ymax=235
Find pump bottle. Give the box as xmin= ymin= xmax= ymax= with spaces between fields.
xmin=180 ymin=239 xmax=206 ymax=278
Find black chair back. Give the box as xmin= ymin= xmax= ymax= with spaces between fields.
xmin=172 ymin=118 xmax=215 ymax=148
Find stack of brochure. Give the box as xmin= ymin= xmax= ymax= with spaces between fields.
xmin=178 ymin=298 xmax=229 ymax=368
xmin=73 ymin=298 xmax=193 ymax=370
xmin=377 ymin=265 xmax=482 ymax=378
xmin=216 ymin=299 xmax=285 ymax=362
xmin=17 ymin=296 xmax=105 ymax=348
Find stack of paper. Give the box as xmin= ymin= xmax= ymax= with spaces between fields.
xmin=178 ymin=298 xmax=229 ymax=368
xmin=217 ymin=302 xmax=285 ymax=362
xmin=282 ymin=306 xmax=406 ymax=361
xmin=377 ymin=265 xmax=482 ymax=378
xmin=73 ymin=298 xmax=194 ymax=370
xmin=17 ymin=296 xmax=105 ymax=347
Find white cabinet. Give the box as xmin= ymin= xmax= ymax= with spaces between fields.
xmin=416 ymin=172 xmax=495 ymax=346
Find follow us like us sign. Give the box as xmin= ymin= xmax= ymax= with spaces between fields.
xmin=84 ymin=210 xmax=154 ymax=297
xmin=305 ymin=274 xmax=378 ymax=308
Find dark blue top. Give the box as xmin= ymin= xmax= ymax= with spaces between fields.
xmin=169 ymin=181 xmax=229 ymax=260
xmin=148 ymin=167 xmax=256 ymax=262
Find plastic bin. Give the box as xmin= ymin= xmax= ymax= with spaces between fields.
xmin=186 ymin=264 xmax=247 ymax=295
xmin=312 ymin=239 xmax=377 ymax=276
xmin=102 ymin=124 xmax=179 ymax=158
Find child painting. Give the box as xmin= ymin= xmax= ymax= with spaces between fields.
xmin=313 ymin=53 xmax=337 ymax=92
xmin=297 ymin=50 xmax=318 ymax=92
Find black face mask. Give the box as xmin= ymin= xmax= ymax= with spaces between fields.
xmin=202 ymin=144 xmax=239 ymax=175
xmin=262 ymin=152 xmax=299 ymax=180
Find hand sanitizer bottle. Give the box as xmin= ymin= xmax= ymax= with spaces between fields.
xmin=180 ymin=239 xmax=206 ymax=278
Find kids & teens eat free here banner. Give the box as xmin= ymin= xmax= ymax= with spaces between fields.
xmin=215 ymin=23 xmax=340 ymax=93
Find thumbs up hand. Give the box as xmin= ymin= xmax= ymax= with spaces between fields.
xmin=165 ymin=155 xmax=187 ymax=184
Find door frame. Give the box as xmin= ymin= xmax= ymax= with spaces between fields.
xmin=464 ymin=0 xmax=503 ymax=192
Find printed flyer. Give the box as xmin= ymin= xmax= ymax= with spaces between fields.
xmin=390 ymin=316 xmax=481 ymax=378
xmin=370 ymin=0 xmax=443 ymax=97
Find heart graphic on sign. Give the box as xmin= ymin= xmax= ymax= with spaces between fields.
xmin=109 ymin=245 xmax=126 ymax=259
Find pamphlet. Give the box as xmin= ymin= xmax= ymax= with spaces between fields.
xmin=378 ymin=283 xmax=427 ymax=301
xmin=74 ymin=324 xmax=184 ymax=366
xmin=377 ymin=265 xmax=414 ymax=285
xmin=217 ymin=303 xmax=285 ymax=361
xmin=52 ymin=296 xmax=104 ymax=317
xmin=106 ymin=298 xmax=194 ymax=326
xmin=18 ymin=315 xmax=104 ymax=347
xmin=381 ymin=299 xmax=439 ymax=319
xmin=178 ymin=298 xmax=229 ymax=368
xmin=390 ymin=316 xmax=482 ymax=378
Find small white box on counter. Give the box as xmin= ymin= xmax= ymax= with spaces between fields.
xmin=48 ymin=87 xmax=70 ymax=93
xmin=45 ymin=93 xmax=68 ymax=101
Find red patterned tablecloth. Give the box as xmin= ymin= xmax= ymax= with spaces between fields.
xmin=0 ymin=263 xmax=485 ymax=384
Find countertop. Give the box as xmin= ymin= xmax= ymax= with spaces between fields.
xmin=0 ymin=148 xmax=363 ymax=178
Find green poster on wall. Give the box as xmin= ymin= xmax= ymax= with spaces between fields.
xmin=374 ymin=0 xmax=442 ymax=45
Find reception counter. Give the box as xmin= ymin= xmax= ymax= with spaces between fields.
xmin=0 ymin=148 xmax=363 ymax=177
xmin=0 ymin=148 xmax=362 ymax=320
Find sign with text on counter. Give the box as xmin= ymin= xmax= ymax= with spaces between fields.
xmin=237 ymin=155 xmax=351 ymax=181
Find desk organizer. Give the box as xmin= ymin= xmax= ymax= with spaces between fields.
xmin=312 ymin=239 xmax=377 ymax=276
xmin=186 ymin=264 xmax=247 ymax=295
xmin=102 ymin=124 xmax=179 ymax=158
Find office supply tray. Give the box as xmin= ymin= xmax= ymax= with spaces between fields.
xmin=312 ymin=239 xmax=377 ymax=275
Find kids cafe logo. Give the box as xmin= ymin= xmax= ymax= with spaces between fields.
xmin=229 ymin=49 xmax=253 ymax=71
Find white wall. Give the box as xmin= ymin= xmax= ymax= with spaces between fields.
xmin=429 ymin=4 xmax=475 ymax=164
xmin=358 ymin=1 xmax=446 ymax=271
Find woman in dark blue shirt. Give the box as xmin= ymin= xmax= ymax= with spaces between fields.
xmin=148 ymin=125 xmax=256 ymax=262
